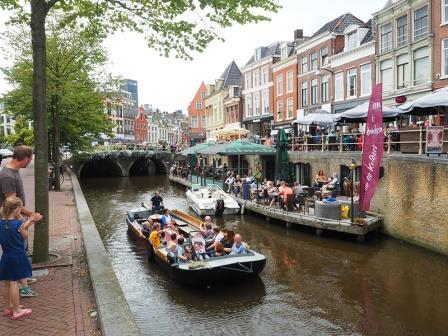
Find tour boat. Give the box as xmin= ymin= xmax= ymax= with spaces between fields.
xmin=185 ymin=184 xmax=240 ymax=216
xmin=125 ymin=207 xmax=266 ymax=286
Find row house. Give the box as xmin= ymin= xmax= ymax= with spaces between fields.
xmin=331 ymin=20 xmax=376 ymax=113
xmin=104 ymin=90 xmax=136 ymax=142
xmin=241 ymin=42 xmax=283 ymax=137
xmin=374 ymin=0 xmax=433 ymax=108
xmin=297 ymin=13 xmax=365 ymax=118
xmin=148 ymin=122 xmax=159 ymax=145
xmin=205 ymin=61 xmax=242 ymax=139
xmin=134 ymin=107 xmax=148 ymax=143
xmin=432 ymin=0 xmax=448 ymax=92
xmin=222 ymin=85 xmax=243 ymax=140
xmin=272 ymin=41 xmax=297 ymax=131
xmin=187 ymin=82 xmax=207 ymax=142
xmin=0 ymin=101 xmax=15 ymax=136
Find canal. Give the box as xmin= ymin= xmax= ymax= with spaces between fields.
xmin=81 ymin=175 xmax=448 ymax=336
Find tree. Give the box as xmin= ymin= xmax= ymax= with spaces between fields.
xmin=2 ymin=19 xmax=114 ymax=190
xmin=0 ymin=0 xmax=280 ymax=263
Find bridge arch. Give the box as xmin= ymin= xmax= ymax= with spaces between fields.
xmin=79 ymin=159 xmax=126 ymax=178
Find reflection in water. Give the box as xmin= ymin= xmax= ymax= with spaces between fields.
xmin=81 ymin=175 xmax=448 ymax=336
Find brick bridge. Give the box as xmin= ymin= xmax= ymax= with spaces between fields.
xmin=69 ymin=150 xmax=176 ymax=178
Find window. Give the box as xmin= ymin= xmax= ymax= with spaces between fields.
xmin=347 ymin=68 xmax=357 ymax=98
xmin=281 ymin=45 xmax=288 ymax=59
xmin=191 ymin=116 xmax=198 ymax=128
xmin=311 ymin=79 xmax=318 ymax=105
xmin=277 ymin=100 xmax=283 ymax=120
xmin=262 ymin=89 xmax=269 ymax=114
xmin=287 ymin=97 xmax=293 ymax=119
xmin=380 ymin=59 xmax=393 ymax=92
xmin=254 ymin=92 xmax=261 ymax=116
xmin=196 ymin=101 xmax=202 ymax=109
xmin=414 ymin=47 xmax=429 ymax=85
xmin=347 ymin=31 xmax=358 ymax=50
xmin=397 ymin=54 xmax=409 ymax=89
xmin=261 ymin=66 xmax=269 ymax=84
xmin=301 ymin=82 xmax=308 ymax=107
xmin=320 ymin=47 xmax=328 ymax=66
xmin=201 ymin=115 xmax=206 ymax=127
xmin=381 ymin=23 xmax=392 ymax=53
xmin=443 ymin=39 xmax=448 ymax=77
xmin=396 ymin=15 xmax=408 ymax=48
xmin=310 ymin=52 xmax=318 ymax=70
xmin=255 ymin=47 xmax=262 ymax=61
xmin=444 ymin=0 xmax=448 ymax=25
xmin=321 ymin=76 xmax=329 ymax=102
xmin=277 ymin=74 xmax=283 ymax=96
xmin=245 ymin=94 xmax=252 ymax=117
xmin=253 ymin=68 xmax=260 ymax=87
xmin=360 ymin=63 xmax=372 ymax=96
xmin=301 ymin=56 xmax=308 ymax=73
xmin=245 ymin=72 xmax=251 ymax=89
xmin=414 ymin=6 xmax=428 ymax=41
xmin=334 ymin=72 xmax=344 ymax=101
xmin=286 ymin=70 xmax=293 ymax=93
xmin=201 ymin=92 xmax=206 ymax=99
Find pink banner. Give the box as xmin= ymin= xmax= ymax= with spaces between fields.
xmin=359 ymin=84 xmax=384 ymax=212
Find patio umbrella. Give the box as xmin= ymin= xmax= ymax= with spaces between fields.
xmin=399 ymin=87 xmax=448 ymax=116
xmin=295 ymin=109 xmax=335 ymax=126
xmin=179 ymin=141 xmax=216 ymax=156
xmin=275 ymin=128 xmax=289 ymax=182
xmin=333 ymin=102 xmax=401 ymax=123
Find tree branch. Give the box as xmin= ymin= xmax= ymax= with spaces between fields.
xmin=46 ymin=0 xmax=60 ymax=9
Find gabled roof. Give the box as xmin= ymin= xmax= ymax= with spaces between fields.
xmin=244 ymin=42 xmax=283 ymax=66
xmin=360 ymin=19 xmax=375 ymax=44
xmin=311 ymin=13 xmax=365 ymax=38
xmin=220 ymin=61 xmax=242 ymax=87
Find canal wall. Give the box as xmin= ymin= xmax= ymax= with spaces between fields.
xmin=70 ymin=171 xmax=140 ymax=336
xmin=289 ymin=152 xmax=448 ymax=255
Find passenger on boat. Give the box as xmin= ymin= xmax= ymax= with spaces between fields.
xmin=161 ymin=208 xmax=176 ymax=229
xmin=149 ymin=223 xmax=162 ymax=249
xmin=200 ymin=216 xmax=214 ymax=239
xmin=230 ymin=234 xmax=249 ymax=254
xmin=221 ymin=229 xmax=235 ymax=254
xmin=150 ymin=191 xmax=164 ymax=213
xmin=142 ymin=218 xmax=154 ymax=238
xmin=175 ymin=236 xmax=188 ymax=262
xmin=206 ymin=226 xmax=224 ymax=251
xmin=210 ymin=242 xmax=225 ymax=257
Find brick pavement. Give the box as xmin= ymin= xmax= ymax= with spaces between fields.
xmin=0 ymin=162 xmax=100 ymax=336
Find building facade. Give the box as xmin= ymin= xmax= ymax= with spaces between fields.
xmin=134 ymin=107 xmax=148 ymax=143
xmin=374 ymin=0 xmax=433 ymax=107
xmin=297 ymin=13 xmax=365 ymax=118
xmin=0 ymin=101 xmax=15 ymax=137
xmin=330 ymin=20 xmax=376 ymax=113
xmin=205 ymin=61 xmax=242 ymax=139
xmin=272 ymin=41 xmax=297 ymax=131
xmin=432 ymin=0 xmax=448 ymax=92
xmin=241 ymin=42 xmax=283 ymax=137
xmin=121 ymin=79 xmax=139 ymax=107
xmin=222 ymin=85 xmax=243 ymax=140
xmin=104 ymin=90 xmax=136 ymax=142
xmin=187 ymin=82 xmax=207 ymax=143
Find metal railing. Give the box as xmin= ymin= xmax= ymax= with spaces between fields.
xmin=288 ymin=127 xmax=448 ymax=155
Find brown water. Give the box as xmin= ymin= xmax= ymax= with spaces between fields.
xmin=81 ymin=175 xmax=448 ymax=336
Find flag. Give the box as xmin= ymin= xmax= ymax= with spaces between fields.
xmin=359 ymin=84 xmax=384 ymax=212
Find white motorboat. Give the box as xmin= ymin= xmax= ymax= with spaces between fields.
xmin=186 ymin=184 xmax=240 ymax=216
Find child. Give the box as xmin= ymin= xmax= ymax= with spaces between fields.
xmin=0 ymin=197 xmax=41 ymax=320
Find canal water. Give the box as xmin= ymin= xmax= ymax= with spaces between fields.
xmin=81 ymin=175 xmax=448 ymax=336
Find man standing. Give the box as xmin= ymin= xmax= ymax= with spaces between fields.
xmin=150 ymin=191 xmax=164 ymax=213
xmin=0 ymin=145 xmax=43 ymax=297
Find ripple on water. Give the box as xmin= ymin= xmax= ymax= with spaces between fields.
xmin=81 ymin=175 xmax=448 ymax=336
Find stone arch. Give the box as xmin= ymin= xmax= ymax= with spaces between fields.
xmin=79 ymin=159 xmax=126 ymax=178
xmin=128 ymin=158 xmax=156 ymax=176
xmin=149 ymin=157 xmax=168 ymax=174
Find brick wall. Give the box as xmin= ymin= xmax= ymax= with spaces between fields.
xmin=433 ymin=0 xmax=448 ymax=90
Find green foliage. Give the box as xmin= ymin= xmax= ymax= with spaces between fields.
xmin=1 ymin=15 xmax=114 ymax=153
xmin=0 ymin=0 xmax=280 ymax=60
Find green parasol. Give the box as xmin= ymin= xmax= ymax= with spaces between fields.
xmin=275 ymin=128 xmax=289 ymax=182
xmin=179 ymin=141 xmax=216 ymax=156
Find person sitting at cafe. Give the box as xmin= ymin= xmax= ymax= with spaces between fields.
xmin=150 ymin=191 xmax=164 ymax=213
xmin=231 ymin=234 xmax=249 ymax=254
xmin=149 ymin=223 xmax=162 ymax=249
xmin=292 ymin=182 xmax=304 ymax=195
xmin=233 ymin=175 xmax=243 ymax=196
xmin=161 ymin=208 xmax=175 ymax=229
xmin=267 ymin=181 xmax=279 ymax=207
xmin=277 ymin=181 xmax=294 ymax=209
xmin=313 ymin=170 xmax=328 ymax=188
xmin=225 ymin=174 xmax=235 ymax=193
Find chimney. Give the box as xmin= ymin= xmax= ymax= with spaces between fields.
xmin=294 ymin=29 xmax=303 ymax=40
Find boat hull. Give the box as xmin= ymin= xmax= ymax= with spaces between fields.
xmin=187 ymin=198 xmax=240 ymax=216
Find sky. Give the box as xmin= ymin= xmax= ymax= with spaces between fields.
xmin=0 ymin=0 xmax=385 ymax=113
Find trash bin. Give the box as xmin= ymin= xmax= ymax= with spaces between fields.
xmin=341 ymin=205 xmax=349 ymax=219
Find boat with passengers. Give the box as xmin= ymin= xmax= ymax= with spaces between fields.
xmin=126 ymin=206 xmax=266 ymax=286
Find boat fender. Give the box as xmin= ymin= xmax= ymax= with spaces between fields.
xmin=241 ymin=204 xmax=245 ymax=215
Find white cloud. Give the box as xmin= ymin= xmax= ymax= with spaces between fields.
xmin=1 ymin=0 xmax=385 ymax=112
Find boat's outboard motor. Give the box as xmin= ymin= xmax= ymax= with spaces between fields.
xmin=166 ymin=251 xmax=177 ymax=265
xmin=215 ymin=199 xmax=225 ymax=216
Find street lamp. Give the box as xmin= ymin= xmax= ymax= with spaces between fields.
xmin=350 ymin=159 xmax=357 ymax=224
